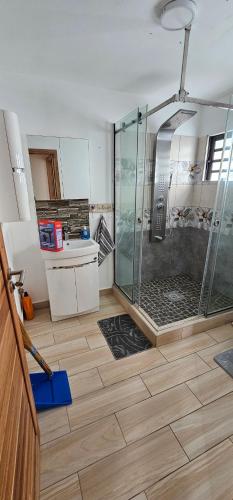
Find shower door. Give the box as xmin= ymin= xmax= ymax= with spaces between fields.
xmin=114 ymin=107 xmax=147 ymax=302
xmin=201 ymin=103 xmax=233 ymax=315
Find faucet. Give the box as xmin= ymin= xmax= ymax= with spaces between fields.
xmin=63 ymin=223 xmax=71 ymax=241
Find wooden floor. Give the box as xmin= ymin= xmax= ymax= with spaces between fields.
xmin=25 ymin=294 xmax=233 ymax=500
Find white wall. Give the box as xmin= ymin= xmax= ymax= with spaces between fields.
xmin=0 ymin=72 xmax=145 ymax=303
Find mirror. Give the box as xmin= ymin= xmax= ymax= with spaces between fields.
xmin=27 ymin=135 xmax=90 ymax=200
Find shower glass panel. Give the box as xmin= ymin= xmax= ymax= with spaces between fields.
xmin=201 ymin=102 xmax=233 ymax=315
xmin=114 ymin=107 xmax=147 ymax=302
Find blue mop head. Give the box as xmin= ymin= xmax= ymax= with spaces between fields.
xmin=30 ymin=371 xmax=72 ymax=411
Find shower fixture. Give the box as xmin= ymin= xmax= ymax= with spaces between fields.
xmin=151 ymin=109 xmax=196 ymax=242
xmin=159 ymin=0 xmax=197 ymax=31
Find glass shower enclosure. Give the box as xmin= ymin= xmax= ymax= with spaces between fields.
xmin=200 ymin=104 xmax=233 ymax=316
xmin=114 ymin=107 xmax=147 ymax=302
xmin=114 ymin=101 xmax=233 ymax=327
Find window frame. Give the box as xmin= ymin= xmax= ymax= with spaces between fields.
xmin=205 ymin=133 xmax=225 ymax=181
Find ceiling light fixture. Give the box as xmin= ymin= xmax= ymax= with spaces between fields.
xmin=159 ymin=0 xmax=197 ymax=31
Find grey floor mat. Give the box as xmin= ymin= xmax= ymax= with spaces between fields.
xmin=214 ymin=348 xmax=233 ymax=378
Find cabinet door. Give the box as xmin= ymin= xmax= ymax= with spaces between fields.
xmin=46 ymin=267 xmax=77 ymax=317
xmin=75 ymin=262 xmax=99 ymax=313
xmin=59 ymin=138 xmax=90 ymax=199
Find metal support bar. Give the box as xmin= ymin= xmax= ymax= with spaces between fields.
xmin=179 ymin=25 xmax=191 ymax=97
xmin=142 ymin=94 xmax=177 ymax=119
xmin=184 ymin=95 xmax=233 ymax=110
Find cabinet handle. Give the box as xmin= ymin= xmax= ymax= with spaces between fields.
xmin=51 ymin=260 xmax=97 ymax=270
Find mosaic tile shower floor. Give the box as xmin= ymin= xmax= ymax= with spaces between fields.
xmin=136 ymin=274 xmax=233 ymax=327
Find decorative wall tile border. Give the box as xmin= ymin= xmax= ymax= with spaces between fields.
xmin=89 ymin=203 xmax=113 ymax=213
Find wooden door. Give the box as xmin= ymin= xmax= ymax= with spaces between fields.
xmin=0 ymin=227 xmax=40 ymax=499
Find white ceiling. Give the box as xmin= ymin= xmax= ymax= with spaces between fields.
xmin=0 ymin=0 xmax=233 ymax=100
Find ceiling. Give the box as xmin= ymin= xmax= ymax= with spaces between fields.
xmin=0 ymin=0 xmax=233 ymax=100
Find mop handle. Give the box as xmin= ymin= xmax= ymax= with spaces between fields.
xmin=19 ymin=319 xmax=53 ymax=378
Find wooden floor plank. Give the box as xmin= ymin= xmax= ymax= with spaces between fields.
xmin=28 ymin=337 xmax=89 ymax=369
xmin=206 ymin=323 xmax=233 ymax=343
xmin=60 ymin=346 xmax=114 ymax=376
xmin=30 ymin=332 xmax=54 ymax=350
xmin=40 ymin=415 xmax=125 ymax=490
xmin=159 ymin=333 xmax=216 ymax=362
xmin=198 ymin=338 xmax=233 ymax=368
xmin=38 ymin=407 xmax=70 ymax=445
xmin=117 ymin=384 xmax=201 ymax=444
xmin=86 ymin=332 xmax=107 ymax=350
xmin=146 ymin=440 xmax=233 ymax=500
xmin=187 ymin=367 xmax=233 ymax=405
xmin=69 ymin=368 xmax=103 ymax=399
xmin=40 ymin=473 xmax=82 ymax=500
xmin=68 ymin=376 xmax=150 ymax=430
xmin=171 ymin=392 xmax=233 ymax=459
xmin=141 ymin=353 xmax=211 ymax=396
xmin=77 ymin=304 xmax=125 ymax=326
xmin=131 ymin=494 xmax=147 ymax=500
xmin=79 ymin=426 xmax=188 ymax=500
xmin=98 ymin=349 xmax=167 ymax=387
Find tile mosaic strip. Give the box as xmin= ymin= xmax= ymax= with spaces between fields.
xmin=36 ymin=199 xmax=89 ymax=239
xmin=89 ymin=204 xmax=113 ymax=213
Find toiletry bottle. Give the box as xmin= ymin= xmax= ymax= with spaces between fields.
xmin=81 ymin=226 xmax=90 ymax=240
xmin=22 ymin=291 xmax=34 ymax=320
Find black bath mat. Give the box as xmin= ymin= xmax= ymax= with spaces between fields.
xmin=214 ymin=348 xmax=233 ymax=378
xmin=97 ymin=314 xmax=152 ymax=360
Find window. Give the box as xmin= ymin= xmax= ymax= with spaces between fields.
xmin=205 ymin=132 xmax=233 ymax=181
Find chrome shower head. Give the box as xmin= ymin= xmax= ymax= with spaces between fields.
xmin=161 ymin=109 xmax=197 ymax=131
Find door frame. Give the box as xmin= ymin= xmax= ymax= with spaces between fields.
xmin=29 ymin=148 xmax=61 ymax=200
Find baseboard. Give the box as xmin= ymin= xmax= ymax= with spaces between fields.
xmin=33 ymin=300 xmax=49 ymax=310
xmin=99 ymin=288 xmax=113 ymax=296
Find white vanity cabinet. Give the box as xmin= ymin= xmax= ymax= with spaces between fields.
xmin=46 ymin=267 xmax=77 ymax=318
xmin=75 ymin=262 xmax=99 ymax=313
xmin=43 ymin=240 xmax=99 ymax=321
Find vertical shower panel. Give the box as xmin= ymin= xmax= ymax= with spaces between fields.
xmin=151 ymin=109 xmax=196 ymax=242
xmin=114 ymin=107 xmax=147 ymax=302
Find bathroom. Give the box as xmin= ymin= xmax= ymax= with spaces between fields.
xmin=1 ymin=1 xmax=233 ymax=499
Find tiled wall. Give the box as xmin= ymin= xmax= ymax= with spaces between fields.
xmin=142 ymin=132 xmax=217 ymax=284
xmin=144 ymin=133 xmax=218 ymax=230
xmin=36 ymin=199 xmax=89 ymax=239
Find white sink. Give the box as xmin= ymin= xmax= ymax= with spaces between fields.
xmin=63 ymin=239 xmax=94 ymax=250
xmin=41 ymin=238 xmax=99 ymax=260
